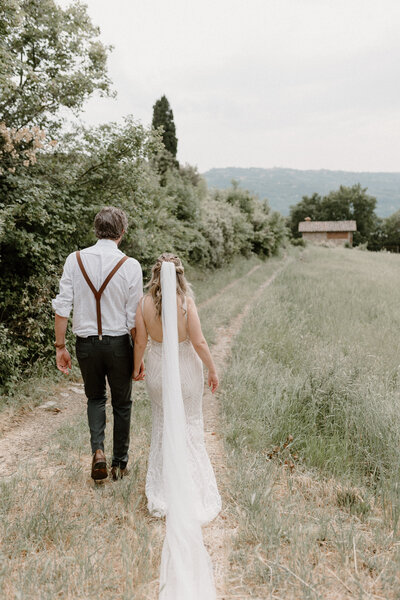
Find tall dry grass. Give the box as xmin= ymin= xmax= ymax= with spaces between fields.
xmin=222 ymin=246 xmax=400 ymax=598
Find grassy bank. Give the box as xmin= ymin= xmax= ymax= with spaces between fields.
xmin=0 ymin=252 xmax=285 ymax=600
xmin=222 ymin=246 xmax=400 ymax=598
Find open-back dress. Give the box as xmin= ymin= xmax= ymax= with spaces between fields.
xmin=143 ymin=295 xmax=221 ymax=524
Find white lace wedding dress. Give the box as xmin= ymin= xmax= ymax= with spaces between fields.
xmin=144 ymin=298 xmax=221 ymax=525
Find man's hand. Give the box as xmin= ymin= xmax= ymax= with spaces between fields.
xmin=133 ymin=360 xmax=145 ymax=381
xmin=56 ymin=347 xmax=72 ymax=375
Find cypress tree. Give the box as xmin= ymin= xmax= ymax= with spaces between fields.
xmin=152 ymin=95 xmax=178 ymax=158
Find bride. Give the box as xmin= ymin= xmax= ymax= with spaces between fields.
xmin=133 ymin=253 xmax=221 ymax=599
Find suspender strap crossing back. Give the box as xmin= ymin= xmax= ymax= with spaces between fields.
xmin=76 ymin=250 xmax=129 ymax=340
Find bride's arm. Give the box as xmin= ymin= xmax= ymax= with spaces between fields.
xmin=187 ymin=297 xmax=218 ymax=393
xmin=133 ymin=299 xmax=148 ymax=381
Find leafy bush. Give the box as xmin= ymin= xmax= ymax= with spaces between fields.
xmin=290 ymin=236 xmax=306 ymax=247
xmin=0 ymin=119 xmax=287 ymax=393
xmin=0 ymin=325 xmax=26 ymax=392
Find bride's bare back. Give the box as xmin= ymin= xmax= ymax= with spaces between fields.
xmin=134 ymin=291 xmax=218 ymax=393
xmin=141 ymin=294 xmax=188 ymax=343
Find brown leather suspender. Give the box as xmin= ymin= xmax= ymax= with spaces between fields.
xmin=76 ymin=250 xmax=129 ymax=340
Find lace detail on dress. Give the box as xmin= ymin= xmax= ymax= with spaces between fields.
xmin=145 ymin=336 xmax=221 ymax=525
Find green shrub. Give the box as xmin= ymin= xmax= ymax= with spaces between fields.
xmin=0 ymin=324 xmax=25 ymax=393
xmin=291 ymin=236 xmax=306 ymax=247
xmin=0 ymin=119 xmax=287 ymax=392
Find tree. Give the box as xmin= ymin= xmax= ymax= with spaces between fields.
xmin=0 ymin=0 xmax=113 ymax=132
xmin=348 ymin=185 xmax=377 ymax=245
xmin=152 ymin=95 xmax=178 ymax=160
xmin=0 ymin=1 xmax=20 ymax=90
xmin=320 ymin=185 xmax=376 ymax=245
xmin=0 ymin=0 xmax=115 ymax=206
xmin=289 ymin=185 xmax=377 ymax=245
xmin=319 ymin=189 xmax=352 ymax=221
xmin=216 ymin=181 xmax=287 ymax=258
xmin=288 ymin=193 xmax=322 ymax=237
xmin=382 ymin=210 xmax=400 ymax=252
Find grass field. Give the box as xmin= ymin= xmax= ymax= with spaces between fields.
xmin=222 ymin=246 xmax=400 ymax=598
xmin=3 ymin=246 xmax=400 ymax=599
xmin=0 ymin=252 xmax=284 ymax=600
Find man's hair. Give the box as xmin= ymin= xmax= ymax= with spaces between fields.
xmin=94 ymin=207 xmax=128 ymax=240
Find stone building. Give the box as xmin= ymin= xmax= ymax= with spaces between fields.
xmin=298 ymin=219 xmax=357 ymax=246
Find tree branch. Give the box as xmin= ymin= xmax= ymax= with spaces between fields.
xmin=75 ymin=147 xmax=134 ymax=183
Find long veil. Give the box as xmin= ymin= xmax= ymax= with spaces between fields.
xmin=159 ymin=261 xmax=216 ymax=599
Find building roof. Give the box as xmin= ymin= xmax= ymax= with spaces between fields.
xmin=298 ymin=220 xmax=357 ymax=233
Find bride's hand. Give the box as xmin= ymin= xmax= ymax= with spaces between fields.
xmin=133 ymin=359 xmax=145 ymax=381
xmin=208 ymin=370 xmax=218 ymax=393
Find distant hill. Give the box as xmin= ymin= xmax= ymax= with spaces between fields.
xmin=202 ymin=167 xmax=400 ymax=218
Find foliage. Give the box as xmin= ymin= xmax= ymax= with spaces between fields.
xmin=361 ymin=210 xmax=400 ymax=253
xmin=0 ymin=0 xmax=113 ymax=132
xmin=0 ymin=122 xmax=55 ymax=175
xmin=151 ymin=95 xmax=179 ymax=180
xmin=202 ymin=182 xmax=288 ymax=267
xmin=151 ymin=94 xmax=178 ymax=159
xmin=290 ymin=236 xmax=306 ymax=247
xmin=0 ymin=324 xmax=25 ymax=389
xmin=381 ymin=210 xmax=400 ymax=252
xmin=0 ymin=0 xmax=114 ymax=222
xmin=288 ymin=184 xmax=378 ymax=246
xmin=288 ymin=192 xmax=322 ymax=237
xmin=0 ymin=117 xmax=287 ymax=392
xmin=0 ymin=0 xmax=20 ymax=88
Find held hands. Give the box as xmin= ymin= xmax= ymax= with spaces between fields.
xmin=208 ymin=369 xmax=219 ymax=394
xmin=56 ymin=347 xmax=72 ymax=375
xmin=133 ymin=360 xmax=145 ymax=381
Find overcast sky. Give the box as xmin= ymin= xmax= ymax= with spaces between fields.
xmin=58 ymin=0 xmax=400 ymax=173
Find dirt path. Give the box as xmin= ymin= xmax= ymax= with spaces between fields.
xmin=203 ymin=262 xmax=288 ymax=599
xmin=198 ymin=264 xmax=261 ymax=310
xmin=0 ymin=384 xmax=86 ymax=478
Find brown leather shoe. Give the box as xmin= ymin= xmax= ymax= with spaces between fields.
xmin=91 ymin=449 xmax=108 ymax=480
xmin=110 ymin=465 xmax=129 ymax=481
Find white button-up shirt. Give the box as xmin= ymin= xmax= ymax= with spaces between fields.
xmin=52 ymin=239 xmax=143 ymax=337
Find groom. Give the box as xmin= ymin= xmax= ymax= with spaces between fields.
xmin=52 ymin=206 xmax=144 ymax=481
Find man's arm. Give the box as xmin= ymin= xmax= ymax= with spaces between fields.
xmin=55 ymin=314 xmax=72 ymax=374
xmin=52 ymin=254 xmax=74 ymax=375
xmin=126 ymin=260 xmax=143 ymax=331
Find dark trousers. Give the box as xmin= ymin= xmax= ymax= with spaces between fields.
xmin=75 ymin=334 xmax=133 ymax=468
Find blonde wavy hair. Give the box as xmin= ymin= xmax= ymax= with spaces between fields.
xmin=145 ymin=253 xmax=193 ymax=318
